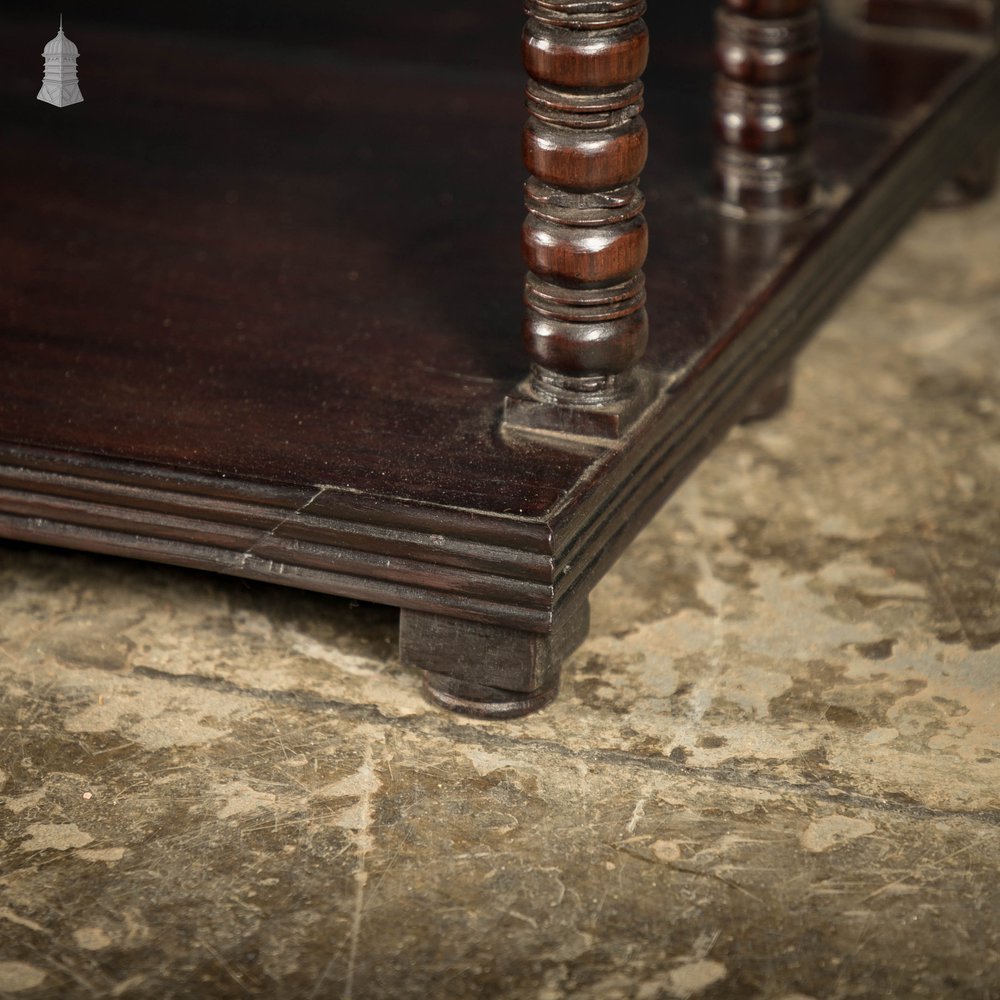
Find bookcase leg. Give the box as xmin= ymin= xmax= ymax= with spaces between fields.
xmin=400 ymin=600 xmax=590 ymax=719
xmin=741 ymin=364 xmax=794 ymax=423
xmin=933 ymin=137 xmax=999 ymax=207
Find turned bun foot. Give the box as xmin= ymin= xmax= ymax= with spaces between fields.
xmin=421 ymin=673 xmax=559 ymax=720
xmin=741 ymin=366 xmax=794 ymax=423
xmin=401 ymin=601 xmax=589 ymax=719
xmin=932 ymin=140 xmax=998 ymax=208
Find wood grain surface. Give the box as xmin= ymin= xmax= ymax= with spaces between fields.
xmin=1 ymin=5 xmax=997 ymax=636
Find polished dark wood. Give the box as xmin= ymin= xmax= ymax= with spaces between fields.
xmin=504 ymin=0 xmax=652 ymax=438
xmin=863 ymin=0 xmax=998 ymax=204
xmin=865 ymin=0 xmax=997 ymax=34
xmin=403 ymin=596 xmax=590 ymax=719
xmin=714 ymin=0 xmax=820 ymax=217
xmin=934 ymin=136 xmax=999 ymax=203
xmin=740 ymin=365 xmax=795 ymax=422
xmin=1 ymin=5 xmax=998 ymax=716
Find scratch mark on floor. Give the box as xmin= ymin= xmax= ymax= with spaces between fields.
xmin=0 ymin=907 xmax=48 ymax=934
xmin=626 ymin=795 xmax=647 ymax=835
xmin=343 ymin=732 xmax=380 ymax=1000
xmin=310 ymin=730 xmax=382 ymax=1000
xmin=201 ymin=939 xmax=253 ymax=994
xmin=916 ymin=531 xmax=972 ymax=645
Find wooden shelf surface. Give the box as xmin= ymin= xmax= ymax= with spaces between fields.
xmin=1 ymin=7 xmax=997 ymax=630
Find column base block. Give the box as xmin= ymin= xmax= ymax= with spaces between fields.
xmin=503 ymin=371 xmax=656 ymax=442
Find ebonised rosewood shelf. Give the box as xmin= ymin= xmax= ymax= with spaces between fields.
xmin=2 ymin=2 xmax=998 ymax=716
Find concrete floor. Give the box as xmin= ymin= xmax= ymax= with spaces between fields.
xmin=2 ymin=189 xmax=999 ymax=999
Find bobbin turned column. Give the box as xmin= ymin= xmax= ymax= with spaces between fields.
xmin=504 ymin=0 xmax=652 ymax=441
xmin=714 ymin=0 xmax=820 ymax=219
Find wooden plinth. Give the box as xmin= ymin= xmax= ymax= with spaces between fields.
xmin=1 ymin=5 xmax=998 ymax=713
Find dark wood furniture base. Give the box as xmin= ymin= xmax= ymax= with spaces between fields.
xmin=2 ymin=3 xmax=998 ymax=716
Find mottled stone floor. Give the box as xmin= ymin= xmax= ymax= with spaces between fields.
xmin=2 ymin=188 xmax=999 ymax=999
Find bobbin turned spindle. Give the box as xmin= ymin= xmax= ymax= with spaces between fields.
xmin=714 ymin=0 xmax=820 ymax=218
xmin=504 ymin=0 xmax=652 ymax=440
